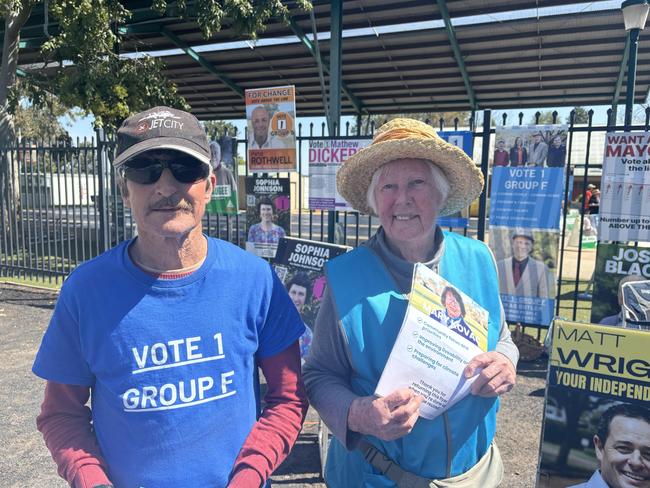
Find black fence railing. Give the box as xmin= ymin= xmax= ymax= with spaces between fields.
xmin=3 ymin=109 xmax=650 ymax=338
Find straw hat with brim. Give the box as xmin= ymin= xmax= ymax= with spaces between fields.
xmin=336 ymin=118 xmax=484 ymax=216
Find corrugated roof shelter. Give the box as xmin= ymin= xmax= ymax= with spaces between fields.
xmin=12 ymin=1 xmax=648 ymax=120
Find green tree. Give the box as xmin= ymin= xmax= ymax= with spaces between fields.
xmin=12 ymin=82 xmax=74 ymax=142
xmin=203 ymin=120 xmax=239 ymax=138
xmin=0 ymin=0 xmax=311 ymax=234
xmin=572 ymin=107 xmax=590 ymax=125
xmin=353 ymin=112 xmax=471 ymax=135
xmin=529 ymin=110 xmax=562 ymax=125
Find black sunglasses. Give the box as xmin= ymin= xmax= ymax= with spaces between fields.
xmin=121 ymin=153 xmax=210 ymax=185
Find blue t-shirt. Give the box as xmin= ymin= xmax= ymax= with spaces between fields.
xmin=33 ymin=237 xmax=305 ymax=488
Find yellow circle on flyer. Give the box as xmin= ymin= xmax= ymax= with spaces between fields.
xmin=271 ymin=112 xmax=294 ymax=137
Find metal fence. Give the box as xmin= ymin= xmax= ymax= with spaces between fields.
xmin=3 ymin=108 xmax=650 ymax=334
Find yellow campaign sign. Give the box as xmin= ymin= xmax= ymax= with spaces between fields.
xmin=550 ymin=320 xmax=650 ymax=402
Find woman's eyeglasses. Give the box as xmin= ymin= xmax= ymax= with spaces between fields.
xmin=121 ymin=153 xmax=211 ymax=185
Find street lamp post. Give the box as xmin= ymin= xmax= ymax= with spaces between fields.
xmin=622 ymin=0 xmax=650 ymax=128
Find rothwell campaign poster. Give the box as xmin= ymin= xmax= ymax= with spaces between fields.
xmin=245 ymin=85 xmax=297 ymax=173
xmin=245 ymin=176 xmax=290 ymax=259
xmin=273 ymin=238 xmax=350 ymax=359
xmin=599 ymin=132 xmax=650 ymax=242
xmin=537 ymin=320 xmax=650 ymax=487
xmin=308 ymin=139 xmax=370 ymax=211
xmin=591 ymin=242 xmax=650 ymax=324
xmin=376 ymin=264 xmax=488 ymax=419
xmin=437 ymin=130 xmax=473 ymax=228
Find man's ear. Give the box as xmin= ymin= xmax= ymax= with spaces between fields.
xmin=204 ymin=173 xmax=216 ymax=202
xmin=594 ymin=435 xmax=604 ymax=463
xmin=121 ymin=181 xmax=132 ymax=209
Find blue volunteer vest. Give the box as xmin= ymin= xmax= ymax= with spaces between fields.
xmin=325 ymin=231 xmax=501 ymax=486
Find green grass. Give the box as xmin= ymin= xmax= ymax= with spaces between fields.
xmin=557 ymin=280 xmax=593 ymax=324
xmin=0 ymin=275 xmax=62 ymax=290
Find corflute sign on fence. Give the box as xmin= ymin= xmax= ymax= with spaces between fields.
xmin=308 ymin=139 xmax=370 ymax=211
xmin=537 ymin=320 xmax=650 ymax=487
xmin=245 ymin=85 xmax=297 ymax=173
xmin=599 ymin=131 xmax=650 ymax=241
xmin=488 ymin=125 xmax=568 ymax=327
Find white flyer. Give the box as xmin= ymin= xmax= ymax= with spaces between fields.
xmin=375 ymin=263 xmax=489 ymax=419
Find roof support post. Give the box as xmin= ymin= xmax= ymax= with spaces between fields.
xmin=477 ymin=109 xmax=491 ymax=242
xmin=327 ymin=0 xmax=343 ymax=244
xmin=612 ymin=34 xmax=631 ymax=119
xmin=625 ymin=27 xmax=641 ymax=128
xmin=327 ymin=0 xmax=343 ymax=137
xmin=159 ymin=26 xmax=245 ymax=99
xmin=436 ymin=0 xmax=477 ymax=110
xmin=289 ymin=19 xmax=365 ymax=116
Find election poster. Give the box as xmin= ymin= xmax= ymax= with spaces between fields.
xmin=591 ymin=242 xmax=650 ymax=324
xmin=599 ymin=132 xmax=650 ymax=242
xmin=206 ymin=135 xmax=239 ymax=215
xmin=490 ymin=125 xmax=568 ymax=229
xmin=308 ymin=139 xmax=371 ymax=211
xmin=376 ymin=264 xmax=488 ymax=419
xmin=245 ymin=176 xmax=290 ymax=259
xmin=245 ymin=85 xmax=297 ymax=172
xmin=437 ymin=130 xmax=473 ymax=228
xmin=490 ymin=226 xmax=558 ymax=326
xmin=273 ymin=237 xmax=350 ymax=359
xmin=489 ymin=125 xmax=567 ymax=327
xmin=537 ymin=320 xmax=650 ymax=487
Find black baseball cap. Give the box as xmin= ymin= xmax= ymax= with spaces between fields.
xmin=113 ymin=106 xmax=210 ymax=168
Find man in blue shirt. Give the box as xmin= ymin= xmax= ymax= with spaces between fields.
xmin=33 ymin=106 xmax=307 ymax=488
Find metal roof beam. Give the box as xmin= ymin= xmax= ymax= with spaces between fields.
xmin=435 ymin=0 xmax=476 ymax=110
xmin=612 ymin=34 xmax=631 ymax=116
xmin=288 ymin=18 xmax=366 ymax=115
xmin=159 ymin=26 xmax=244 ymax=99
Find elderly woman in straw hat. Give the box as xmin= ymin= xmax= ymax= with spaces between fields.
xmin=303 ymin=118 xmax=518 ymax=487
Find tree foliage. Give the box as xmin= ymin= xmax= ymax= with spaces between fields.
xmin=203 ymin=120 xmax=239 ymax=137
xmin=572 ymin=107 xmax=590 ymax=125
xmin=11 ymin=81 xmax=72 ymax=142
xmin=528 ymin=110 xmax=561 ymax=125
xmin=3 ymin=0 xmax=312 ymax=130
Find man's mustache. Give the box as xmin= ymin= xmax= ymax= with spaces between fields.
xmin=149 ymin=196 xmax=193 ymax=211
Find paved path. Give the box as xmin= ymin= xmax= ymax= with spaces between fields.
xmin=1 ymin=283 xmax=545 ymax=487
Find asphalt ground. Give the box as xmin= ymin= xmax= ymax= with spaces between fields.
xmin=1 ymin=283 xmax=545 ymax=487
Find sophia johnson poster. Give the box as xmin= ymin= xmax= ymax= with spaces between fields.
xmin=537 ymin=320 xmax=650 ymax=487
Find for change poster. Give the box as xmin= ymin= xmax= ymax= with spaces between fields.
xmin=245 ymin=176 xmax=290 ymax=259
xmin=537 ymin=320 xmax=650 ymax=487
xmin=273 ymin=238 xmax=350 ymax=359
xmin=591 ymin=243 xmax=650 ymax=324
xmin=308 ymin=139 xmax=370 ymax=211
xmin=437 ymin=130 xmax=473 ymax=228
xmin=600 ymin=132 xmax=650 ymax=241
xmin=245 ymin=85 xmax=297 ymax=172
